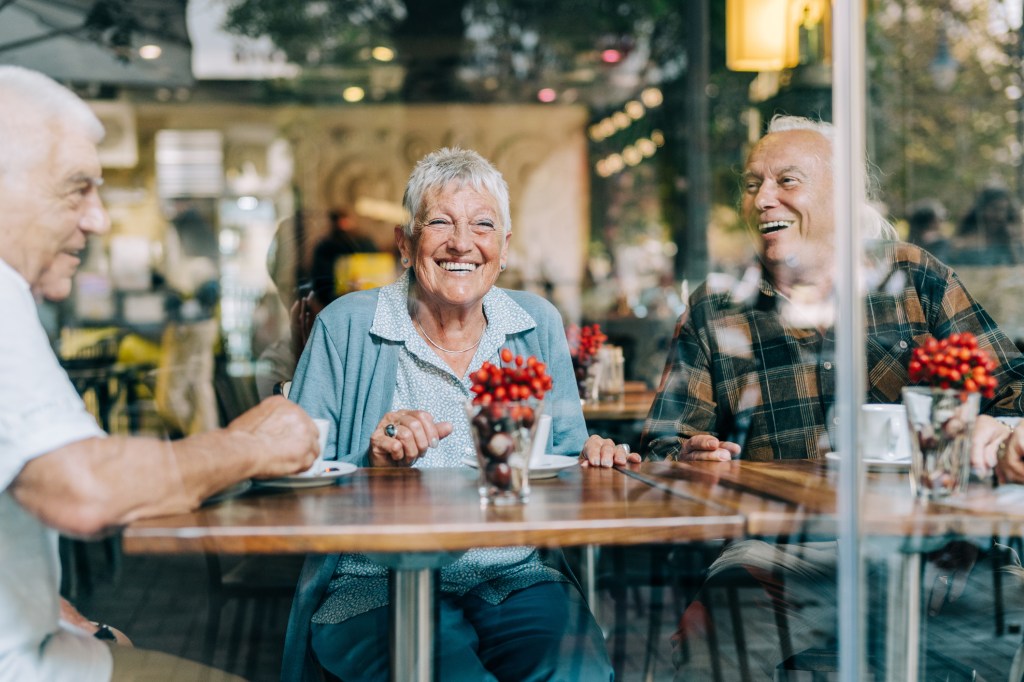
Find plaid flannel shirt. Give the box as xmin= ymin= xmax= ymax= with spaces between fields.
xmin=641 ymin=241 xmax=1024 ymax=461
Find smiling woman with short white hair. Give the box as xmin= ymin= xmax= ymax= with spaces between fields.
xmin=283 ymin=147 xmax=634 ymax=682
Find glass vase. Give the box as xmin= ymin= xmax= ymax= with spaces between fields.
xmin=901 ymin=386 xmax=980 ymax=499
xmin=466 ymin=398 xmax=543 ymax=506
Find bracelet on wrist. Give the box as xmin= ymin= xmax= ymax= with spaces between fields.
xmin=93 ymin=623 xmax=116 ymax=641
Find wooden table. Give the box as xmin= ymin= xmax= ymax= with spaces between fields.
xmin=581 ymin=390 xmax=655 ymax=422
xmin=626 ymin=458 xmax=1024 ymax=537
xmin=124 ymin=465 xmax=744 ymax=681
xmin=125 ymin=458 xmax=1022 ymax=681
xmin=624 ymin=459 xmax=1024 ymax=681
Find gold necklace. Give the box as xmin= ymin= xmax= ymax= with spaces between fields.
xmin=414 ymin=318 xmax=485 ymax=354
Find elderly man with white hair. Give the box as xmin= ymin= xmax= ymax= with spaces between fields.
xmin=639 ymin=115 xmax=1024 ymax=679
xmin=0 ymin=65 xmax=321 ymax=681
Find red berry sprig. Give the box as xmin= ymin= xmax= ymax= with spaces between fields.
xmin=566 ymin=324 xmax=607 ymax=366
xmin=470 ymin=348 xmax=553 ymax=406
xmin=908 ymin=332 xmax=998 ymax=398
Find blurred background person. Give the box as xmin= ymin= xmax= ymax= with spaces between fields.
xmin=154 ymin=198 xmax=221 ymax=436
xmin=950 ymin=185 xmax=1023 ymax=265
xmin=254 ymin=217 xmax=324 ymax=399
xmin=310 ymin=209 xmax=380 ymax=306
xmin=905 ymin=198 xmax=951 ymax=263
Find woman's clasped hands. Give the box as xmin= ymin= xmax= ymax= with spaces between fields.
xmin=371 ymin=410 xmax=454 ymax=467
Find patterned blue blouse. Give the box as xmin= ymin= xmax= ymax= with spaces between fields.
xmin=312 ymin=272 xmax=566 ymax=624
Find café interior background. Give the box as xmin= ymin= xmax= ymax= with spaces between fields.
xmin=9 ymin=1 xmax=1024 ymax=679
xmin=6 ymin=0 xmax=1024 ymax=386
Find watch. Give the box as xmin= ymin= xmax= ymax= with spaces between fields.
xmin=93 ymin=623 xmax=116 ymax=641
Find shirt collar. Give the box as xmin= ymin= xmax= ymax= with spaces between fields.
xmin=0 ymin=257 xmax=30 ymax=293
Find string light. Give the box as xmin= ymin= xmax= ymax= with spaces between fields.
xmin=587 ymin=88 xmax=664 ymax=141
xmin=589 ymin=88 xmax=667 ymax=175
xmin=342 ymin=86 xmax=365 ymax=102
xmin=641 ymin=87 xmax=663 ymax=107
xmin=636 ymin=138 xmax=657 ymax=157
xmin=139 ymin=44 xmax=162 ymax=60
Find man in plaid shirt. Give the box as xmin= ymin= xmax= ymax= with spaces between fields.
xmin=655 ymin=115 xmax=1024 ymax=680
xmin=641 ymin=116 xmax=1024 ymax=464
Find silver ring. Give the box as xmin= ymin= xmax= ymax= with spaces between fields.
xmin=384 ymin=423 xmax=398 ymax=438
xmin=620 ymin=443 xmax=631 ymax=453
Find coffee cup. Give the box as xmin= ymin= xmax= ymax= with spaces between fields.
xmin=860 ymin=404 xmax=911 ymax=461
xmin=300 ymin=418 xmax=331 ymax=476
xmin=529 ymin=414 xmax=552 ymax=467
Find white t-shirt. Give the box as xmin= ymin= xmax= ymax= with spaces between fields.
xmin=0 ymin=258 xmax=111 ymax=681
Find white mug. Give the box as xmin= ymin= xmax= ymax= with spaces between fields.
xmin=300 ymin=418 xmax=331 ymax=476
xmin=860 ymin=404 xmax=911 ymax=461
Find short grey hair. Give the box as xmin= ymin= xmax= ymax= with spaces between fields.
xmin=401 ymin=147 xmax=511 ymax=237
xmin=0 ymin=66 xmax=104 ymax=179
xmin=761 ymin=115 xmax=897 ymax=240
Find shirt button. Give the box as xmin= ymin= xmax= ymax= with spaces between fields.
xmin=823 ymin=361 xmax=833 ymax=370
xmin=899 ymin=340 xmax=908 ymax=349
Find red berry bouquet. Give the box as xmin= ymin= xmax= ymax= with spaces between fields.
xmin=907 ymin=332 xmax=997 ymax=398
xmin=467 ymin=349 xmax=553 ymax=505
xmin=903 ymin=332 xmax=996 ymax=497
xmin=566 ymin=324 xmax=607 ymax=401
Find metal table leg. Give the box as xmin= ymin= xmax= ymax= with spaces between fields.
xmin=389 ymin=567 xmax=436 ymax=682
xmin=886 ymin=552 xmax=921 ymax=682
xmin=583 ymin=545 xmax=600 ymax=624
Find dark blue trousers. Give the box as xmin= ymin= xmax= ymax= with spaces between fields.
xmin=311 ymin=581 xmax=613 ymax=682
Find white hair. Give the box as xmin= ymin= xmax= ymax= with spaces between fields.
xmin=0 ymin=66 xmax=104 ymax=179
xmin=401 ymin=147 xmax=511 ymax=238
xmin=761 ymin=115 xmax=897 ymax=240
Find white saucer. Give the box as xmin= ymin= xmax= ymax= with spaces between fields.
xmin=529 ymin=454 xmax=581 ymax=479
xmin=461 ymin=454 xmax=579 ymax=480
xmin=254 ymin=462 xmax=358 ymax=489
xmin=824 ymin=452 xmax=911 ymax=472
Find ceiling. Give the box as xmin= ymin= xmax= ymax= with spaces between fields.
xmin=0 ymin=0 xmax=193 ymax=88
xmin=0 ymin=0 xmax=686 ymax=111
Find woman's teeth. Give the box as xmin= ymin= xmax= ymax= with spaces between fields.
xmin=440 ymin=262 xmax=477 ymax=272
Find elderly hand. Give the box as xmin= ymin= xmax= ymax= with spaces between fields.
xmin=579 ymin=435 xmax=641 ymax=468
xmin=59 ymin=598 xmax=132 ymax=646
xmin=227 ymin=396 xmax=320 ymax=479
xmin=971 ymin=415 xmax=1013 ymax=478
xmin=995 ymin=422 xmax=1024 ymax=484
xmin=679 ymin=434 xmax=741 ymax=461
xmin=371 ymin=410 xmax=454 ymax=467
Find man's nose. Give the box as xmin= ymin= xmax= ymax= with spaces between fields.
xmin=754 ymin=183 xmax=777 ymax=211
xmin=80 ymin=192 xmax=111 ymax=235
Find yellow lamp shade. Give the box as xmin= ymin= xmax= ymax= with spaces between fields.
xmin=726 ymin=0 xmax=794 ymax=72
xmin=727 ymin=0 xmax=831 ymax=72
